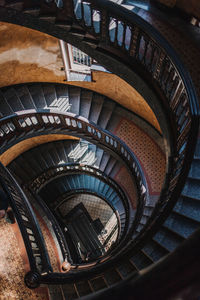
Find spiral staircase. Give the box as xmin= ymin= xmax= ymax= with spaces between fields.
xmin=0 ymin=0 xmax=199 ymax=299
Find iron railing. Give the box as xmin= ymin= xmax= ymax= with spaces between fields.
xmin=0 ymin=162 xmax=52 ymax=288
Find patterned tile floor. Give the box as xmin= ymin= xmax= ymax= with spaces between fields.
xmin=0 ymin=218 xmax=49 ymax=300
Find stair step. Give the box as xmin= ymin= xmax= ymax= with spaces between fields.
xmin=5 ymin=0 xmax=23 ymax=10
xmin=42 ymin=83 xmax=58 ymax=108
xmin=39 ymin=15 xmax=56 ymax=23
xmin=104 ymin=157 xmax=117 ymax=176
xmin=99 ymin=152 xmax=110 ymax=172
xmin=54 ymin=140 xmax=72 ymax=163
xmin=130 ymin=250 xmax=152 ymax=270
xmin=98 ymin=99 xmax=116 ymax=129
xmin=109 ymin=162 xmax=121 ymax=178
xmin=182 ymin=177 xmax=200 ymax=199
xmin=174 ymin=195 xmax=200 ymax=222
xmin=55 ymin=84 xmax=70 ymax=112
xmin=0 ymin=91 xmax=14 ymax=116
xmin=88 ymin=93 xmax=104 ymax=124
xmin=106 ymin=112 xmax=120 ymax=132
xmin=75 ymin=280 xmax=93 ymax=297
xmin=28 ymin=84 xmax=47 ymax=109
xmin=62 ymin=284 xmax=78 ymax=300
xmin=104 ymin=268 xmax=122 ymax=285
xmin=153 ymin=227 xmax=184 ymax=252
xmin=93 ymin=148 xmax=104 ymax=169
xmin=3 ymin=88 xmax=24 ymax=112
xmin=89 ymin=276 xmax=107 ymax=292
xmin=68 ymin=87 xmax=81 ymax=115
xmin=23 ymin=7 xmax=40 ymax=16
xmin=14 ymin=85 xmax=37 ymax=110
xmin=116 ymin=260 xmax=137 ymax=278
xmin=79 ymin=89 xmax=93 ymax=119
xmin=142 ymin=239 xmax=169 ymax=262
xmin=188 ymin=158 xmax=200 ymax=180
xmin=143 ymin=206 xmax=154 ymax=217
xmin=194 ymin=137 xmax=200 ymax=158
xmin=163 ymin=211 xmax=200 ymax=239
xmin=48 ymin=285 xmax=64 ymax=300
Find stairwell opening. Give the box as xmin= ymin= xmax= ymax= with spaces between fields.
xmin=54 ymin=193 xmax=119 ymax=263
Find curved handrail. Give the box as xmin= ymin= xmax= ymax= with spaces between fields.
xmin=68 ymin=0 xmax=199 ymax=242
xmin=0 ymin=109 xmax=146 ymax=218
xmin=0 ymin=0 xmax=198 ymax=242
xmin=0 ymin=110 xmax=148 ymax=277
xmin=25 ymin=163 xmax=130 ymax=240
xmin=70 ymin=0 xmax=198 ymax=111
xmin=0 ymin=0 xmax=199 ymax=288
xmin=0 ymin=162 xmax=52 ymax=285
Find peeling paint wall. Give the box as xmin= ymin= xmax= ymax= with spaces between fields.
xmin=0 ymin=22 xmax=66 ymax=86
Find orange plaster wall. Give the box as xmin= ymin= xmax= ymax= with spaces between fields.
xmin=0 ymin=22 xmax=66 ymax=87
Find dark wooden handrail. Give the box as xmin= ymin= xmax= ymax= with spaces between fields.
xmin=0 ymin=162 xmax=53 ymax=288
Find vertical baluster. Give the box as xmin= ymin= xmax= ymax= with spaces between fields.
xmin=129 ymin=26 xmax=140 ymax=58
xmin=148 ymin=44 xmax=156 ymax=72
xmin=71 ymin=0 xmax=80 ymax=20
xmin=124 ymin=25 xmax=131 ymax=50
xmin=145 ymin=41 xmax=153 ymax=71
xmin=168 ymin=75 xmax=179 ymax=102
xmin=159 ymin=57 xmax=170 ymax=89
xmin=170 ymin=82 xmax=184 ymax=111
xmin=122 ymin=23 xmax=127 ymax=49
xmin=117 ymin=20 xmax=124 ymax=47
xmin=100 ymin=9 xmax=109 ymax=42
xmin=80 ymin=0 xmax=84 ymax=23
xmin=143 ymin=36 xmax=150 ymax=67
xmin=114 ymin=19 xmax=118 ymax=46
xmin=166 ymin=68 xmax=176 ymax=99
xmin=153 ymin=49 xmax=165 ymax=81
xmin=177 ymin=118 xmax=191 ymax=151
xmin=90 ymin=4 xmax=94 ymax=28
